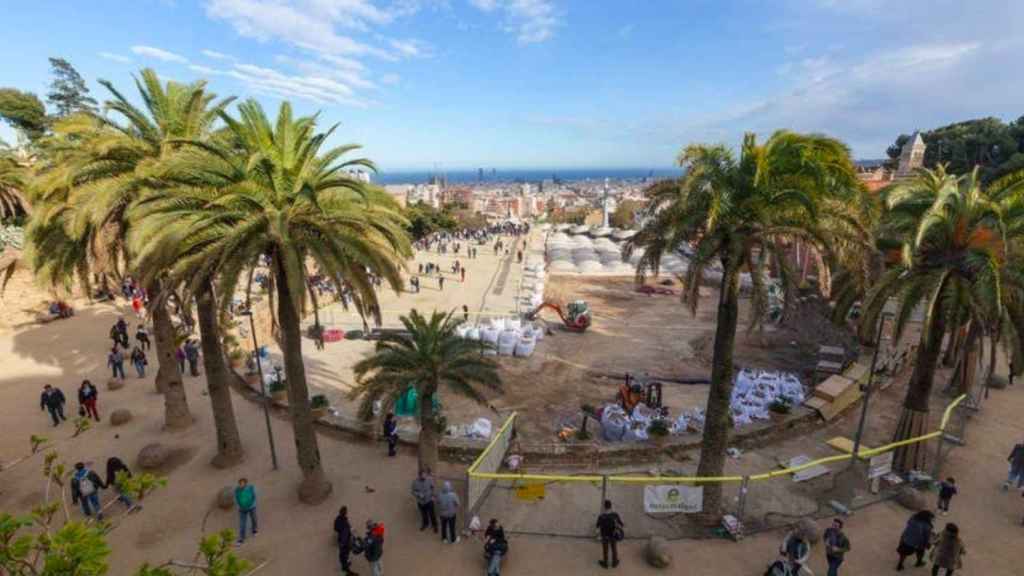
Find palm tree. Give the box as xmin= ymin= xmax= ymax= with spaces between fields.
xmin=0 ymin=144 xmax=28 ymax=220
xmin=26 ymin=70 xmax=234 ymax=432
xmin=860 ymin=166 xmax=1024 ymax=470
xmin=133 ymin=100 xmax=412 ymax=503
xmin=627 ymin=131 xmax=864 ymax=516
xmin=351 ymin=310 xmax=501 ymax=471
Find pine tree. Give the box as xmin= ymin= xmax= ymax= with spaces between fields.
xmin=46 ymin=57 xmax=97 ymax=117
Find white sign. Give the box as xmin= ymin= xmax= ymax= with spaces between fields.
xmin=868 ymin=452 xmax=894 ymax=479
xmin=643 ymin=485 xmax=703 ymax=514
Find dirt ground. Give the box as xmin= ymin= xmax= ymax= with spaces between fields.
xmin=1 ymin=292 xmax=1022 ymax=576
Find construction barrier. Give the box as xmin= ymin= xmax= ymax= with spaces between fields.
xmin=467 ymin=395 xmax=967 ymax=537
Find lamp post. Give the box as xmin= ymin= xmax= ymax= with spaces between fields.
xmin=851 ymin=311 xmax=894 ymax=463
xmin=240 ymin=309 xmax=279 ymax=470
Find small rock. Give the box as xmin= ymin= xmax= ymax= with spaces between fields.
xmin=644 ymin=536 xmax=672 ymax=569
xmin=107 ymin=378 xmax=125 ymax=391
xmin=896 ymin=488 xmax=930 ymax=512
xmin=216 ymin=487 xmax=235 ymax=510
xmin=796 ymin=518 xmax=821 ymax=545
xmin=110 ymin=409 xmax=133 ymax=426
xmin=137 ymin=443 xmax=169 ymax=470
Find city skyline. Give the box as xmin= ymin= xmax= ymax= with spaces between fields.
xmin=1 ymin=1 xmax=1022 ymax=170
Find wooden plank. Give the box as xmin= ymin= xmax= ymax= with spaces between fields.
xmin=816 ymin=360 xmax=844 ymax=374
xmin=785 ymin=455 xmax=831 ymax=483
xmin=843 ymin=362 xmax=869 ymax=384
xmin=814 ymin=374 xmax=855 ymax=401
xmin=819 ymin=345 xmax=846 ymax=357
xmin=818 ymin=384 xmax=863 ymax=421
xmin=826 ymin=436 xmax=874 ymax=454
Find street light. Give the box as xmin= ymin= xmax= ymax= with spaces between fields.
xmin=851 ymin=310 xmax=895 ymax=463
xmin=239 ymin=308 xmax=279 ymax=470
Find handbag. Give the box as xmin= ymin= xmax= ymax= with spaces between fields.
xmin=78 ymin=406 xmax=86 ymax=417
xmin=612 ymin=526 xmax=625 ymax=542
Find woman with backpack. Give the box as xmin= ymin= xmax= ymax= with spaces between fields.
xmin=70 ymin=462 xmax=105 ymax=520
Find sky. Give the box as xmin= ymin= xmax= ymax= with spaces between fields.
xmin=1 ymin=0 xmax=1022 ymax=171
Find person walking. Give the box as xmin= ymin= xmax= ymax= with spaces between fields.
xmin=115 ymin=317 xmax=130 ymax=347
xmin=108 ymin=346 xmax=126 ymax=380
xmin=596 ymin=499 xmax=624 ymax=569
xmin=1004 ymin=440 xmax=1024 ymax=491
xmin=364 ymin=519 xmax=384 ymax=576
xmin=383 ymin=413 xmax=398 ymax=457
xmin=438 ymin=481 xmax=461 ymax=544
xmin=70 ymin=462 xmax=105 ymax=520
xmin=411 ymin=468 xmax=438 ymax=533
xmin=130 ymin=345 xmax=147 ymax=378
xmin=104 ymin=456 xmax=138 ymax=511
xmin=334 ymin=506 xmax=358 ymax=576
xmin=438 ymin=275 xmax=445 ymax=291
xmin=462 ymin=305 xmax=469 ymax=322
xmin=823 ymin=518 xmax=850 ymax=576
xmin=460 ymin=267 xmax=466 ymax=283
xmin=780 ymin=526 xmax=811 ymax=575
xmin=40 ymin=384 xmax=67 ymax=426
xmin=135 ymin=324 xmax=150 ymax=351
xmin=185 ymin=340 xmax=200 ymax=377
xmin=78 ymin=380 xmax=100 ymax=421
xmin=234 ymin=478 xmax=258 ymax=545
xmin=484 ymin=524 xmax=509 ymax=576
xmin=937 ymin=477 xmax=958 ymax=515
xmin=929 ymin=523 xmax=965 ymax=576
xmin=176 ymin=345 xmax=186 ymax=373
xmin=897 ymin=510 xmax=936 ymax=571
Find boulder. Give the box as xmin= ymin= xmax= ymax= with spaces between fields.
xmin=644 ymin=536 xmax=672 ymax=569
xmin=988 ymin=375 xmax=1008 ymax=390
xmin=137 ymin=443 xmax=169 ymax=470
xmin=896 ymin=488 xmax=930 ymax=512
xmin=796 ymin=518 xmax=821 ymax=545
xmin=109 ymin=409 xmax=133 ymax=426
xmin=107 ymin=378 xmax=125 ymax=391
xmin=216 ymin=487 xmax=235 ymax=510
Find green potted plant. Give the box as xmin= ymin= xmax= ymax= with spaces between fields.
xmin=768 ymin=396 xmax=793 ymax=416
xmin=228 ymin=348 xmax=246 ymax=369
xmin=647 ymin=418 xmax=670 ymax=446
xmin=269 ymin=380 xmax=287 ymax=404
xmin=310 ymin=394 xmax=330 ymax=419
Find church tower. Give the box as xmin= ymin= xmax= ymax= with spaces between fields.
xmin=896 ymin=132 xmax=926 ymax=179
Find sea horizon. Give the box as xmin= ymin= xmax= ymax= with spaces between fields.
xmin=370 ymin=167 xmax=683 ymax=185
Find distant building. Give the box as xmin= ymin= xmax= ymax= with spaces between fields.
xmin=895 ymin=132 xmax=926 ymax=179
xmin=347 ymin=170 xmax=371 ymax=183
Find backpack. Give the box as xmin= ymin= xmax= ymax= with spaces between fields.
xmin=79 ymin=474 xmax=97 ymax=496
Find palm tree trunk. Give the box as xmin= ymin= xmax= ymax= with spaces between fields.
xmin=275 ymin=259 xmax=332 ymax=504
xmin=196 ymin=280 xmax=245 ymax=468
xmin=695 ymin=254 xmax=741 ymax=519
xmin=418 ymin=386 xmax=439 ymax=473
xmin=150 ymin=280 xmax=192 ymax=430
xmin=941 ymin=325 xmax=962 ymax=367
xmin=893 ymin=308 xmax=946 ymax=472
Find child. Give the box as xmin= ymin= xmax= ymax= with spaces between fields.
xmin=937 ymin=477 xmax=958 ymax=515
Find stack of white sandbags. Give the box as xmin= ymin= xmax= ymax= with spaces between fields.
xmin=729 ymin=369 xmax=804 ymax=428
xmin=460 ymin=317 xmax=542 ymax=359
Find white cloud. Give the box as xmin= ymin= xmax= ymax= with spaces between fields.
xmin=228 ymin=61 xmax=369 ymax=107
xmin=388 ymin=38 xmax=431 ymax=58
xmin=379 ymin=73 xmax=400 ymax=85
xmin=188 ymin=64 xmax=227 ymax=75
xmin=201 ymin=49 xmax=236 ymax=61
xmin=470 ymin=0 xmax=560 ymax=44
xmin=205 ymin=0 xmax=426 ymax=60
xmin=275 ymin=54 xmax=376 ymax=89
xmin=131 ymin=45 xmax=189 ymax=63
xmin=99 ymin=52 xmax=133 ymax=63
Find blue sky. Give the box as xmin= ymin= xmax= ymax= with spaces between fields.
xmin=1 ymin=1 xmax=1022 ymax=170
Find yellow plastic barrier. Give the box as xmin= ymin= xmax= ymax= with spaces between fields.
xmin=467 ymin=395 xmax=968 ymax=485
